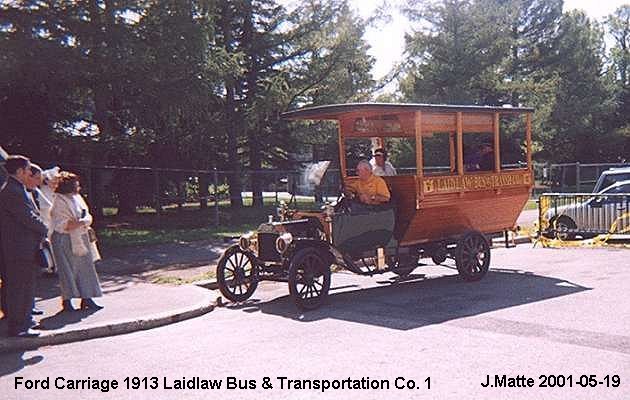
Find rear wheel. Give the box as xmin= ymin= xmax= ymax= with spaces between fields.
xmin=456 ymin=231 xmax=490 ymax=281
xmin=288 ymin=248 xmax=331 ymax=310
xmin=216 ymin=245 xmax=258 ymax=302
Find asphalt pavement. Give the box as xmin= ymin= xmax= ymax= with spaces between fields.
xmin=1 ymin=245 xmax=628 ymax=400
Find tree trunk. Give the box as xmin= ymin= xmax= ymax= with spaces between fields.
xmin=199 ymin=173 xmax=208 ymax=210
xmin=219 ymin=2 xmax=243 ymax=209
xmin=177 ymin=177 xmax=185 ymax=210
xmin=225 ymin=84 xmax=243 ymax=209
xmin=250 ymin=138 xmax=264 ymax=207
xmin=90 ymin=167 xmax=104 ymax=219
xmin=114 ymin=170 xmax=139 ymax=216
xmin=243 ymin=0 xmax=264 ymax=207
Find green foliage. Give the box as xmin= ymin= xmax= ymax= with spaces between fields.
xmin=387 ymin=138 xmax=416 ymax=170
xmin=0 ymin=0 xmax=377 ymax=211
xmin=401 ymin=0 xmax=510 ymax=104
xmin=400 ymin=0 xmax=628 ymax=163
xmin=2 ymin=0 xmax=629 ymax=216
xmin=546 ymin=11 xmax=615 ymax=162
xmin=608 ymin=5 xmax=630 ymax=91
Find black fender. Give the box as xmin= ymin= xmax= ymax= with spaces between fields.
xmin=222 ymin=244 xmax=265 ymax=269
xmin=285 ymin=238 xmax=336 ymax=267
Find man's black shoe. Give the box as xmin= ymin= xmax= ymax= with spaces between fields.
xmin=9 ymin=329 xmax=40 ymax=338
xmin=31 ymin=308 xmax=44 ymax=315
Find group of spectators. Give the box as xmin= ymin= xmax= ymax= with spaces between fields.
xmin=0 ymin=155 xmax=103 ymax=338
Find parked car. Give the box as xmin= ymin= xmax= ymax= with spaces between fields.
xmin=546 ymin=180 xmax=630 ymax=240
xmin=592 ymin=167 xmax=630 ymax=193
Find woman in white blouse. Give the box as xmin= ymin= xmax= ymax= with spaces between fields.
xmin=40 ymin=166 xmax=60 ymax=224
xmin=50 ymin=171 xmax=103 ymax=312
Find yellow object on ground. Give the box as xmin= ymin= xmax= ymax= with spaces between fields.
xmin=531 ymin=195 xmax=630 ymax=249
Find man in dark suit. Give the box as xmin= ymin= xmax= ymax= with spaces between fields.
xmin=0 ymin=153 xmax=6 ymax=318
xmin=0 ymin=155 xmax=48 ymax=337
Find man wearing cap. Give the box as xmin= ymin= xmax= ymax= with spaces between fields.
xmin=370 ymin=148 xmax=397 ymax=176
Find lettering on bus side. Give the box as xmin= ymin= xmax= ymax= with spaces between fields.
xmin=423 ymin=172 xmax=530 ymax=194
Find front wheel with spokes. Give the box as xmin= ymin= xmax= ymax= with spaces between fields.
xmin=288 ymin=248 xmax=331 ymax=310
xmin=455 ymin=231 xmax=491 ymax=281
xmin=216 ymin=245 xmax=259 ymax=302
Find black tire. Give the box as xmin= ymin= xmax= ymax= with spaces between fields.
xmin=553 ymin=216 xmax=577 ymax=240
xmin=388 ymin=254 xmax=416 ymax=277
xmin=288 ymin=248 xmax=331 ymax=310
xmin=216 ymin=245 xmax=258 ymax=302
xmin=456 ymin=231 xmax=491 ymax=282
xmin=431 ymin=248 xmax=447 ymax=265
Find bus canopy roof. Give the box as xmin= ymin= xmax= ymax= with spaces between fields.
xmin=281 ymin=102 xmax=534 ymax=121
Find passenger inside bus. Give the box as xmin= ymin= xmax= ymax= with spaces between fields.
xmin=370 ymin=148 xmax=397 ymax=176
xmin=465 ymin=142 xmax=494 ymax=171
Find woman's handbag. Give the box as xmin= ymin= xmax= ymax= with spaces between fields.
xmin=87 ymin=227 xmax=98 ymax=243
xmin=39 ymin=240 xmax=55 ymax=271
xmin=87 ymin=228 xmax=102 ymax=263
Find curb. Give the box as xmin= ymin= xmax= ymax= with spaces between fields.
xmin=0 ymin=295 xmax=217 ymax=354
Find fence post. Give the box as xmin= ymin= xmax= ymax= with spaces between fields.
xmin=153 ymin=168 xmax=161 ymax=216
xmin=275 ymin=171 xmax=279 ymax=205
xmin=214 ymin=167 xmax=219 ymax=227
xmin=575 ymin=162 xmax=581 ymax=192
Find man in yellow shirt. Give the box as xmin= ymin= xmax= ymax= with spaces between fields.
xmin=345 ymin=160 xmax=390 ymax=205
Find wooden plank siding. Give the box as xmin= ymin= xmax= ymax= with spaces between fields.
xmin=383 ymin=171 xmax=531 ymax=244
xmin=326 ymin=105 xmax=535 ymax=245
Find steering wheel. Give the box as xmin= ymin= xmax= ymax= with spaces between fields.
xmin=334 ymin=186 xmax=354 ymax=213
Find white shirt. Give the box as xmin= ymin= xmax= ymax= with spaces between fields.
xmin=369 ymin=158 xmax=397 ymax=176
xmin=36 ymin=187 xmax=54 ymax=232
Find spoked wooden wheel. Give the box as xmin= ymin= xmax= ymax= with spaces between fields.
xmin=288 ymin=248 xmax=331 ymax=310
xmin=456 ymin=231 xmax=491 ymax=281
xmin=216 ymin=245 xmax=259 ymax=302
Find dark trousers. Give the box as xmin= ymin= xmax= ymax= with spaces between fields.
xmin=4 ymin=260 xmax=37 ymax=334
xmin=0 ymin=257 xmax=6 ymax=317
xmin=0 ymin=235 xmax=5 ymax=316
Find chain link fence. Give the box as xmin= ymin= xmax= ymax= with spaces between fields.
xmin=534 ymin=162 xmax=630 ymax=195
xmin=44 ymin=164 xmax=345 ymax=225
xmin=38 ymin=162 xmax=629 ymax=226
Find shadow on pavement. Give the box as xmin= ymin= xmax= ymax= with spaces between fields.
xmin=99 ymin=240 xmax=225 ymax=276
xmin=225 ymin=268 xmax=590 ymax=331
xmin=36 ymin=308 xmax=99 ymax=331
xmin=0 ymin=351 xmax=44 ymax=377
xmin=0 ymin=270 xmax=143 ymax=308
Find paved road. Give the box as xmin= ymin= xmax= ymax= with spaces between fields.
xmin=1 ymin=245 xmax=629 ymax=400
